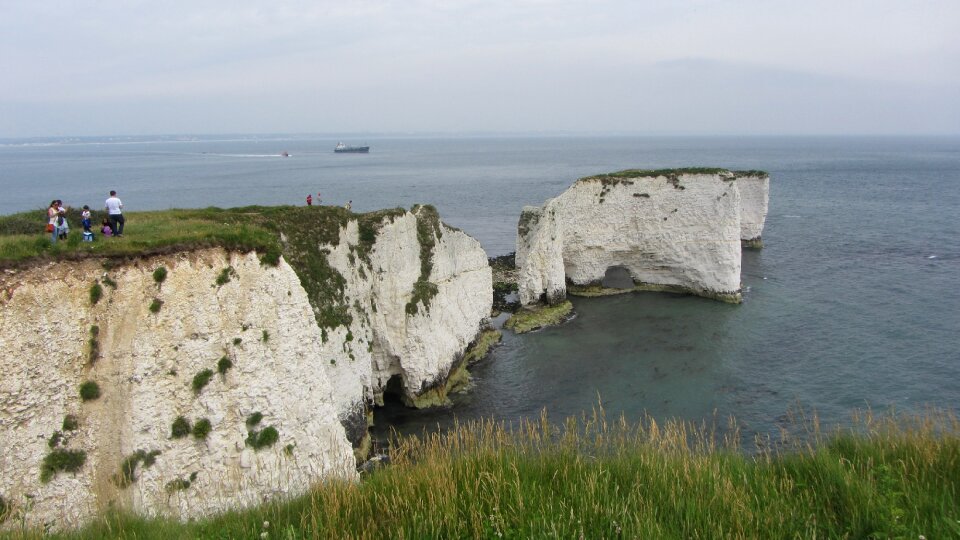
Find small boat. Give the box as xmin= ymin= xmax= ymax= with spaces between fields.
xmin=281 ymin=151 xmax=289 ymax=157
xmin=334 ymin=142 xmax=369 ymax=153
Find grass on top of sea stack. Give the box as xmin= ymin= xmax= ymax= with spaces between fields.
xmin=12 ymin=407 xmax=958 ymax=539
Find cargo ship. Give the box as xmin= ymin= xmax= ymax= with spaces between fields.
xmin=334 ymin=142 xmax=369 ymax=153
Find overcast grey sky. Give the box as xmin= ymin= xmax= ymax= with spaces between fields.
xmin=1 ymin=0 xmax=958 ymax=137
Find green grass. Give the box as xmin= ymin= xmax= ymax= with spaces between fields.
xmin=39 ymin=448 xmax=86 ymax=483
xmin=113 ymin=450 xmax=161 ymax=488
xmin=0 ymin=205 xmax=441 ymax=333
xmin=170 ymin=416 xmax=191 ymax=439
xmin=78 ymin=381 xmax=100 ymax=401
xmin=246 ymin=426 xmax=279 ymax=450
xmin=0 ymin=207 xmax=357 ymax=326
xmin=191 ymin=418 xmax=212 ymax=440
xmin=191 ymin=369 xmax=214 ymax=394
xmin=16 ymin=408 xmax=958 ymax=539
xmin=217 ymin=356 xmax=233 ymax=375
xmin=61 ymin=414 xmax=79 ymax=432
xmin=405 ymin=204 xmax=442 ymax=315
xmin=88 ymin=283 xmax=103 ymax=305
xmin=151 ymin=266 xmax=167 ymax=284
xmin=246 ymin=412 xmax=263 ymax=427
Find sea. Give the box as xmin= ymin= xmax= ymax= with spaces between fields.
xmin=2 ymin=134 xmax=959 ymax=444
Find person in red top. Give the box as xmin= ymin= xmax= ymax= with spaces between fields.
xmin=306 ymin=194 xmax=313 ymax=206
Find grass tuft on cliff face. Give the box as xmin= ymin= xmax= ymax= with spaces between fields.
xmin=30 ymin=408 xmax=960 ymax=539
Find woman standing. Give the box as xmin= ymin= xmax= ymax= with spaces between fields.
xmin=47 ymin=200 xmax=59 ymax=243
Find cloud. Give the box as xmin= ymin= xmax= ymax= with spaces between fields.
xmin=1 ymin=0 xmax=958 ymax=136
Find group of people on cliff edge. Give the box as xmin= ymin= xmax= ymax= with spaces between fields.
xmin=46 ymin=190 xmax=125 ymax=243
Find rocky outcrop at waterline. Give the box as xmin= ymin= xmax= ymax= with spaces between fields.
xmin=0 ymin=205 xmax=492 ymax=530
xmin=516 ymin=169 xmax=770 ymax=307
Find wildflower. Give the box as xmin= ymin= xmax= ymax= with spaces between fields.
xmin=263 ymin=521 xmax=270 ymax=529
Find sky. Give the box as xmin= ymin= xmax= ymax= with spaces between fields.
xmin=1 ymin=0 xmax=958 ymax=137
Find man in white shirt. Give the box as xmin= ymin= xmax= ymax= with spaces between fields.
xmin=105 ymin=190 xmax=125 ymax=237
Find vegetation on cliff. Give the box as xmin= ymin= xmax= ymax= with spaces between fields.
xmin=579 ymin=167 xmax=770 ymax=185
xmin=504 ymin=300 xmax=574 ymax=334
xmin=9 ymin=409 xmax=957 ymax=539
xmin=0 ymin=205 xmax=440 ymax=330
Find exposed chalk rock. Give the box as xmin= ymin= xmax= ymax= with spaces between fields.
xmin=736 ymin=172 xmax=770 ymax=248
xmin=516 ymin=169 xmax=770 ymax=306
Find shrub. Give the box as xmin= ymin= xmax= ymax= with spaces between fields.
xmin=192 ymin=418 xmax=212 ymax=440
xmin=115 ymin=449 xmax=161 ymax=488
xmin=88 ymin=337 xmax=100 ymax=364
xmin=191 ymin=369 xmax=214 ymax=394
xmin=149 ymin=298 xmax=163 ymax=313
xmin=153 ymin=266 xmax=167 ymax=284
xmin=102 ymin=275 xmax=117 ymax=288
xmin=79 ymin=381 xmax=101 ymax=401
xmin=89 ymin=283 xmax=103 ymax=305
xmin=62 ymin=414 xmax=79 ymax=431
xmin=88 ymin=327 xmax=101 ymax=365
xmin=246 ymin=426 xmax=279 ymax=450
xmin=246 ymin=412 xmax=263 ymax=427
xmin=215 ymin=266 xmax=235 ymax=286
xmin=48 ymin=431 xmax=64 ymax=448
xmin=171 ymin=416 xmax=191 ymax=439
xmin=165 ymin=472 xmax=198 ymax=493
xmin=165 ymin=478 xmax=191 ymax=492
xmin=262 ymin=329 xmax=270 ymax=342
xmin=0 ymin=495 xmax=8 ymax=524
xmin=232 ymin=337 xmax=242 ymax=345
xmin=346 ymin=331 xmax=354 ymax=342
xmin=40 ymin=448 xmax=87 ymax=483
xmin=217 ymin=356 xmax=233 ymax=375
xmin=259 ymin=246 xmax=281 ymax=267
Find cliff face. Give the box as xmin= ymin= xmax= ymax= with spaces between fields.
xmin=736 ymin=173 xmax=770 ymax=248
xmin=516 ymin=170 xmax=769 ymax=306
xmin=0 ymin=207 xmax=491 ymax=530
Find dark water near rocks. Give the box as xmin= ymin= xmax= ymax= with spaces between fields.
xmin=3 ymin=135 xmax=959 ymax=442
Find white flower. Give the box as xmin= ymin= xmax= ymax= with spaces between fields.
xmin=263 ymin=521 xmax=271 ymax=529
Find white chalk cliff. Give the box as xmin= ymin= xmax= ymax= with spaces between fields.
xmin=516 ymin=169 xmax=769 ymax=306
xmin=0 ymin=207 xmax=491 ymax=530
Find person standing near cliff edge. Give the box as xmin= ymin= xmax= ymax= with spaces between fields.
xmin=105 ymin=190 xmax=124 ymax=237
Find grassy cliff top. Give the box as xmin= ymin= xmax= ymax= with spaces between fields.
xmin=579 ymin=168 xmax=769 ymax=184
xmin=0 ymin=205 xmax=408 ymax=270
xmin=0 ymin=204 xmax=427 ymax=330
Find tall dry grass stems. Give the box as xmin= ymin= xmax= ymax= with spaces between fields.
xmin=5 ymin=407 xmax=959 ymax=539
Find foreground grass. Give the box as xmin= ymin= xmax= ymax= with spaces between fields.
xmin=4 ymin=409 xmax=957 ymax=539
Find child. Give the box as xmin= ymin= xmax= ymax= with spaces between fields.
xmin=81 ymin=205 xmax=94 ymax=241
xmin=56 ymin=200 xmax=69 ymax=240
xmin=81 ymin=205 xmax=92 ymax=232
xmin=101 ymin=219 xmax=113 ymax=237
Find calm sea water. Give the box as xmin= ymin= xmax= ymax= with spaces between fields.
xmin=3 ymin=135 xmax=959 ymax=442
